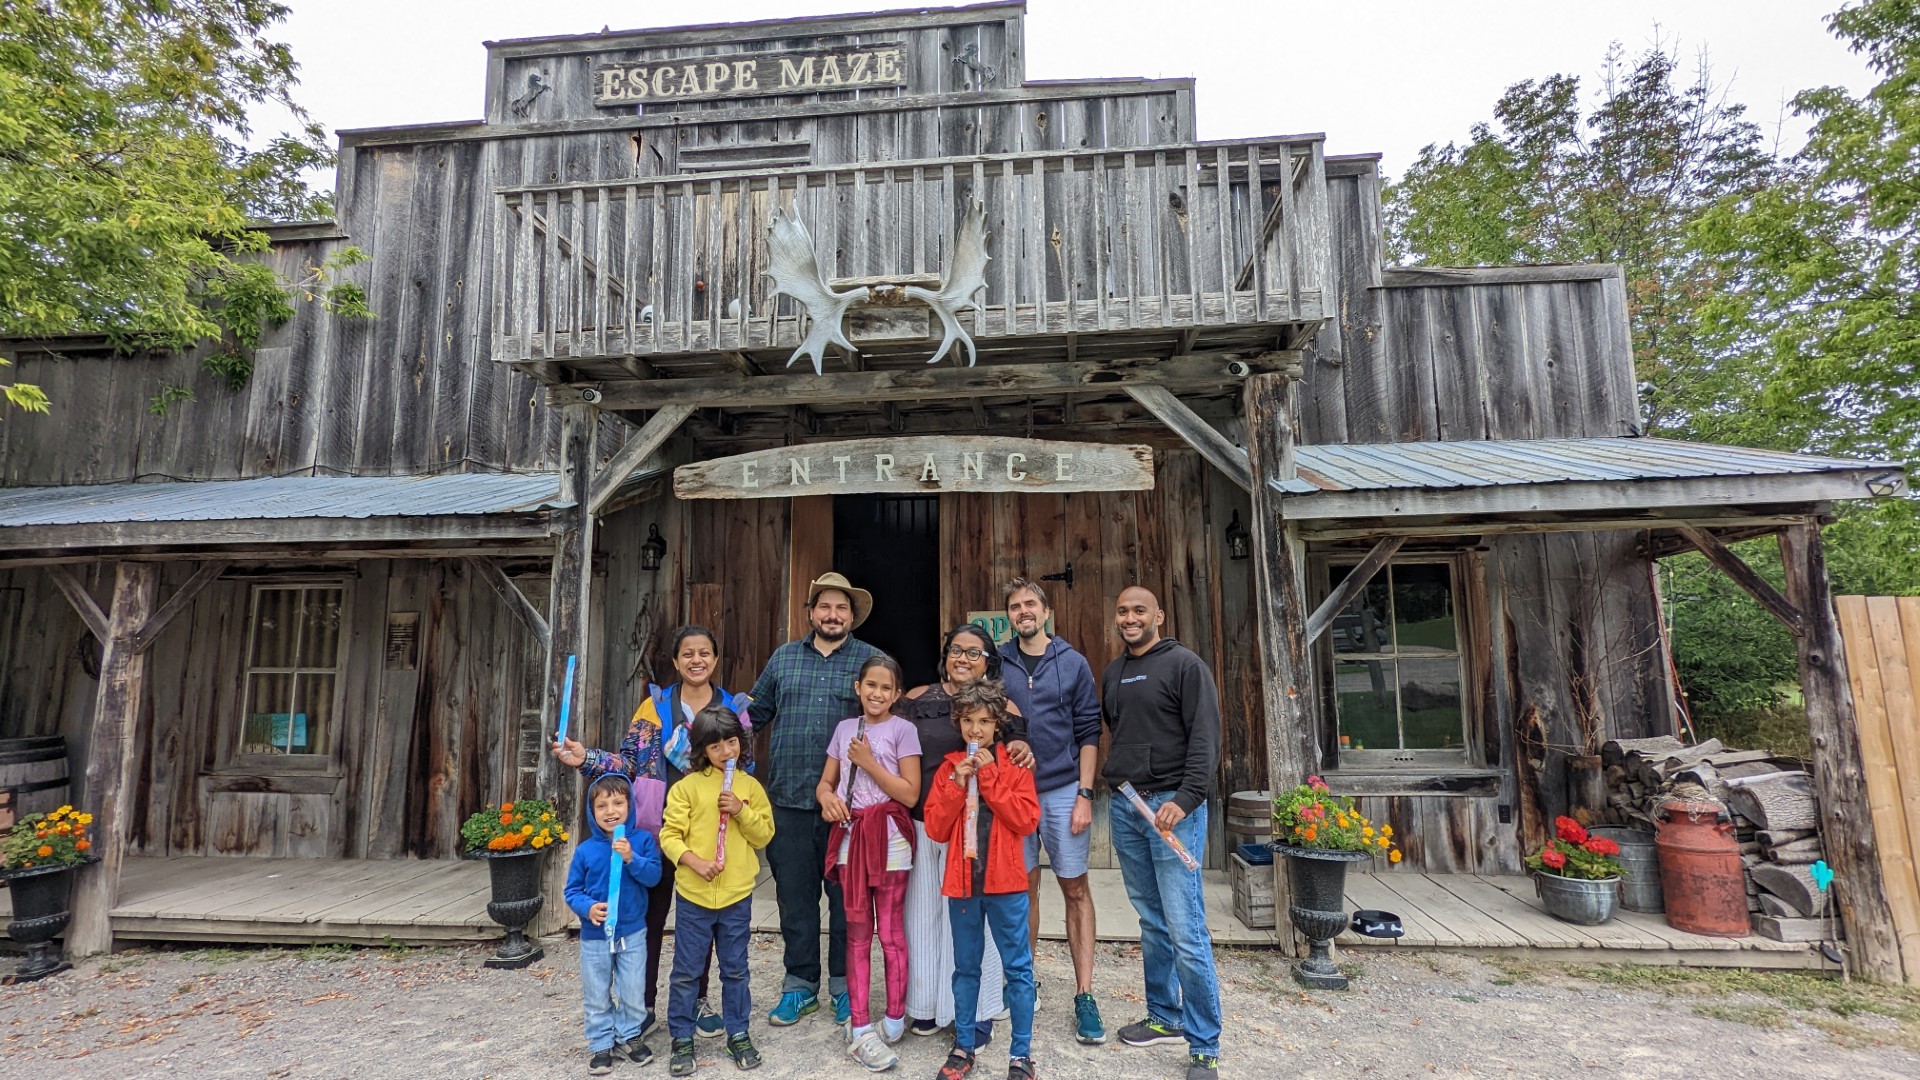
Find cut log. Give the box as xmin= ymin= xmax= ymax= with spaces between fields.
xmin=1751 ymin=915 xmax=1843 ymax=943
xmin=1700 ymin=750 xmax=1783 ymax=768
xmin=1739 ymin=841 xmax=1762 ymax=855
xmin=1604 ymin=736 xmax=1686 ymax=769
xmin=1725 ymin=771 xmax=1819 ymax=831
xmin=1758 ymin=829 xmax=1816 ymax=848
xmin=1751 ymin=863 xmax=1824 ymax=918
xmin=1741 ymin=852 xmax=1764 ymax=869
xmin=1757 ymin=893 xmax=1800 ymax=919
xmin=1765 ymin=836 xmax=1824 ymax=865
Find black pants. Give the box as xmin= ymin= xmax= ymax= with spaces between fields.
xmin=646 ymin=871 xmax=711 ymax=1011
xmin=767 ymin=805 xmax=847 ymax=995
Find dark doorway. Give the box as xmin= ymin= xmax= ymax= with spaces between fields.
xmin=833 ymin=495 xmax=940 ymax=687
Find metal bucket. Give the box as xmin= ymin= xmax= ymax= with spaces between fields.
xmin=1535 ymin=872 xmax=1621 ymax=925
xmin=1592 ymin=827 xmax=1663 ymax=913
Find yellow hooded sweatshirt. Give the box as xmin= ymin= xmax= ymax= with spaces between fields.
xmin=658 ymin=763 xmax=775 ymax=909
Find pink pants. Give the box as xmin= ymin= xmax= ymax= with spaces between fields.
xmin=846 ymin=868 xmax=910 ymax=1026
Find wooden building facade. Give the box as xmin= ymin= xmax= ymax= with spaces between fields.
xmin=0 ymin=3 xmax=1907 ymax=973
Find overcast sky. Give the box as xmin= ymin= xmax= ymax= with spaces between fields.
xmin=266 ymin=0 xmax=1875 ymax=180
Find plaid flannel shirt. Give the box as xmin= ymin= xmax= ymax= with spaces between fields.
xmin=749 ymin=633 xmax=880 ymax=809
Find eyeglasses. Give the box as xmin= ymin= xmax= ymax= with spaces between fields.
xmin=944 ymin=646 xmax=988 ymax=661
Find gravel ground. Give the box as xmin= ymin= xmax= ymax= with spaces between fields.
xmin=2 ymin=935 xmax=1917 ymax=1080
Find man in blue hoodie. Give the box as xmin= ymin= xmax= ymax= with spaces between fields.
xmin=566 ymin=773 xmax=666 ymax=1075
xmin=997 ymin=577 xmax=1106 ymax=1045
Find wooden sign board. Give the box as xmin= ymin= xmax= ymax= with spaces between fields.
xmin=966 ymin=611 xmax=1055 ymax=645
xmin=674 ymin=437 xmax=1154 ymax=499
xmin=594 ymin=43 xmax=906 ymax=107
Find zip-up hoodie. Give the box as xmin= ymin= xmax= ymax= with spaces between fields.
xmin=1099 ymin=637 xmax=1221 ymax=815
xmin=998 ymin=636 xmax=1102 ymax=794
xmin=564 ymin=774 xmax=665 ymax=941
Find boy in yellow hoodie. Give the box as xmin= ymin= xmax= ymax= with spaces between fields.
xmin=659 ymin=704 xmax=775 ymax=1076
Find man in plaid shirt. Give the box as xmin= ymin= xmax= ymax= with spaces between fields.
xmin=749 ymin=572 xmax=880 ymax=1029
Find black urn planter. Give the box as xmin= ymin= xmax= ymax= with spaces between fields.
xmin=467 ymin=848 xmax=546 ymax=969
xmin=1271 ymin=843 xmax=1372 ymax=991
xmin=1 ymin=858 xmax=93 ymax=984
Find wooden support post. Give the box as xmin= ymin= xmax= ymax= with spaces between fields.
xmin=1124 ymin=384 xmax=1253 ymax=493
xmin=587 ymin=403 xmax=695 ymax=517
xmin=467 ymin=556 xmax=551 ymax=649
xmin=66 ymin=562 xmax=157 ymax=959
xmin=48 ymin=564 xmax=108 ymax=641
xmin=1678 ymin=526 xmax=1804 ymax=637
xmin=535 ymin=405 xmax=596 ymax=937
xmin=1245 ymin=372 xmax=1313 ymax=956
xmin=1779 ymin=523 xmax=1903 ymax=981
xmin=127 ymin=561 xmax=229 ymax=654
xmin=1304 ymin=536 xmax=1405 ymax=644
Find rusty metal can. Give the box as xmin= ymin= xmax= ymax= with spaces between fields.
xmin=1655 ymin=800 xmax=1750 ymax=937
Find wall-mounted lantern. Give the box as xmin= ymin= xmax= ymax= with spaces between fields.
xmin=641 ymin=523 xmax=668 ymax=572
xmin=1225 ymin=510 xmax=1250 ymax=561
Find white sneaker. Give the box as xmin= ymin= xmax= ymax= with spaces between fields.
xmin=848 ymin=1028 xmax=899 ymax=1072
xmin=879 ymin=1015 xmax=906 ymax=1044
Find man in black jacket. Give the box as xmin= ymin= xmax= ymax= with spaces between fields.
xmin=1099 ymin=585 xmax=1222 ymax=1080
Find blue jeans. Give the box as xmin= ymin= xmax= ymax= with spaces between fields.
xmin=1111 ymin=793 xmax=1222 ymax=1057
xmin=949 ymin=891 xmax=1035 ymax=1060
xmin=670 ymin=895 xmax=753 ymax=1040
xmin=580 ymin=929 xmax=648 ymax=1052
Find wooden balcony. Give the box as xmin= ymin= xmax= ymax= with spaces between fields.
xmin=490 ymin=137 xmax=1329 ymax=373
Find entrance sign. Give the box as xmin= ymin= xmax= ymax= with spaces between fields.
xmin=673 ymin=437 xmax=1153 ymax=499
xmin=593 ymin=43 xmax=907 ymax=107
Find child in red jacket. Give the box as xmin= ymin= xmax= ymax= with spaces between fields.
xmin=923 ymin=680 xmax=1040 ymax=1080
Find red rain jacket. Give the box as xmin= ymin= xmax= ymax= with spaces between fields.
xmin=923 ymin=743 xmax=1039 ymax=898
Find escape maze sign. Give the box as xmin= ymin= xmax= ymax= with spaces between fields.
xmin=672 ymin=437 xmax=1154 ymax=499
xmin=594 ymin=43 xmax=908 ymax=106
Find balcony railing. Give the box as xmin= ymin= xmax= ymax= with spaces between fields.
xmin=491 ymin=137 xmax=1328 ymax=364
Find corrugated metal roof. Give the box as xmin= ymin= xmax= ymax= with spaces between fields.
xmin=0 ymin=473 xmax=570 ymax=528
xmin=1281 ymin=438 xmax=1899 ymax=495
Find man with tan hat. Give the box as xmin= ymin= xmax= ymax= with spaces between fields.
xmin=748 ymin=572 xmax=880 ymax=1029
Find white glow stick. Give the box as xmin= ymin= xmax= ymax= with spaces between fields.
xmin=606 ymin=824 xmax=627 ymax=951
xmin=715 ymin=758 xmax=735 ymax=872
xmin=1119 ymin=782 xmax=1200 ymax=871
xmin=963 ymin=741 xmax=980 ymax=860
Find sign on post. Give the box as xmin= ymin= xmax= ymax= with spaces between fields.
xmin=673 ymin=437 xmax=1154 ymax=499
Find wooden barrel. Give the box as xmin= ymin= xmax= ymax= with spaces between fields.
xmin=1225 ymin=790 xmax=1273 ymax=837
xmin=0 ymin=736 xmax=71 ymax=822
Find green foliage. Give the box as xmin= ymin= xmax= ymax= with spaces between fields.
xmin=148 ymin=384 xmax=195 ymax=417
xmin=1663 ymin=546 xmax=1799 ymax=715
xmin=1 ymin=358 xmax=50 ymax=414
xmin=202 ymin=350 xmax=253 ymax=392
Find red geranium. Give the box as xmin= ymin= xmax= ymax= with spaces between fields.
xmin=1583 ymin=836 xmax=1620 ymax=856
xmin=1541 ymin=849 xmax=1567 ymax=869
xmin=1554 ymin=815 xmax=1589 ymax=844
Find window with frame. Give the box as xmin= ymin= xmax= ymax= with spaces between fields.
xmin=1325 ymin=559 xmax=1468 ymax=763
xmin=239 ymin=584 xmax=345 ymax=757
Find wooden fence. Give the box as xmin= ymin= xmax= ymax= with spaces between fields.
xmin=1836 ymin=595 xmax=1920 ymax=983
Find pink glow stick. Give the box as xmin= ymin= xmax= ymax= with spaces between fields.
xmin=963 ymin=741 xmax=980 ymax=860
xmin=714 ymin=758 xmax=735 ymax=871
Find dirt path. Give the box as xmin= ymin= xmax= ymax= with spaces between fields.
xmin=1 ymin=936 xmax=1915 ymax=1079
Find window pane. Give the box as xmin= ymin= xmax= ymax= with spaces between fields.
xmin=1328 ymin=566 xmax=1392 ymax=655
xmin=297 ymin=589 xmax=345 ymax=669
xmin=291 ymin=673 xmax=335 ymax=755
xmin=1399 ymin=656 xmax=1464 ymax=749
xmin=243 ymin=672 xmax=295 ymax=753
xmin=250 ymin=589 xmax=298 ymax=668
xmin=1333 ymin=656 xmax=1398 ymax=750
xmin=1392 ymin=563 xmax=1456 ymax=653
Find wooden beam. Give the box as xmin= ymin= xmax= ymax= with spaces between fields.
xmin=1125 ymin=384 xmax=1252 ymax=492
xmin=1677 ymin=526 xmax=1804 ymax=637
xmin=126 ymin=560 xmax=230 ymax=654
xmin=1281 ymin=471 xmax=1884 ymax=522
xmin=466 ymin=557 xmax=551 ymax=650
xmin=66 ymin=561 xmax=157 ymax=959
xmin=535 ymin=405 xmax=595 ymax=936
xmin=47 ymin=564 xmax=108 ymax=641
xmin=587 ymin=403 xmax=695 ymax=518
xmin=1301 ymin=512 xmax=1816 ymax=542
xmin=1245 ymin=371 xmax=1312 ymax=956
xmin=1778 ymin=523 xmax=1904 ymax=982
xmin=550 ymin=351 xmax=1299 ymax=411
xmin=1304 ymin=536 xmax=1405 ymax=644
xmin=0 ymin=512 xmax=561 ymax=553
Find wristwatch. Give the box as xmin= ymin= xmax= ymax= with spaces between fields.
xmin=1077 ymin=787 xmax=1095 ymax=800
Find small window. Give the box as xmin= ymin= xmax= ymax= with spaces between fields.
xmin=239 ymin=584 xmax=345 ymax=756
xmin=1327 ymin=560 xmax=1467 ymax=762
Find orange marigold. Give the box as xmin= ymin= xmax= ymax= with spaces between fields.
xmin=36 ymin=845 xmax=53 ymax=857
xmin=502 ymin=802 xmax=515 ymax=813
xmin=75 ymin=839 xmax=91 ymax=851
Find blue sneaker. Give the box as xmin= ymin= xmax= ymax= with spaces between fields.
xmin=1074 ymin=992 xmax=1107 ymax=1044
xmin=695 ymin=997 xmax=725 ymax=1038
xmin=832 ymin=990 xmax=852 ymax=1026
xmin=768 ymin=988 xmax=819 ymax=1026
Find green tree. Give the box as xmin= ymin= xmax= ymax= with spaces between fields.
xmin=0 ymin=0 xmax=336 ymax=413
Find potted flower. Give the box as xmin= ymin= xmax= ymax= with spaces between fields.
xmin=0 ymin=803 xmax=98 ymax=982
xmin=461 ymin=799 xmax=565 ymax=968
xmin=1270 ymin=776 xmax=1399 ymax=989
xmin=1526 ymin=815 xmax=1625 ymax=925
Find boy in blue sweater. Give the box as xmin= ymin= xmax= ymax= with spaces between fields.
xmin=567 ymin=773 xmax=666 ymax=1075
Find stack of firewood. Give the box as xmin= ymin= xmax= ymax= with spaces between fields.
xmin=1597 ymin=737 xmax=1840 ymax=943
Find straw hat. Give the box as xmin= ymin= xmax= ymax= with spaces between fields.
xmin=806 ymin=572 xmax=873 ymax=630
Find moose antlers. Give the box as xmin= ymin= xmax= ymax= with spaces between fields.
xmin=763 ymin=201 xmax=991 ymax=373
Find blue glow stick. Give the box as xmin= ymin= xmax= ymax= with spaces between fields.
xmin=606 ymin=823 xmax=626 ymax=952
xmin=554 ymin=655 xmax=578 ymax=743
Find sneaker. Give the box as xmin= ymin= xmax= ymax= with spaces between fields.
xmin=1117 ymin=1018 xmax=1186 ymax=1047
xmin=696 ymin=997 xmax=726 ymax=1038
xmin=1187 ymin=1054 xmax=1220 ymax=1079
xmin=938 ymin=1048 xmax=975 ymax=1080
xmin=669 ymin=1037 xmax=696 ymax=1078
xmin=848 ymin=1027 xmax=899 ymax=1072
xmin=833 ymin=990 xmax=852 ymax=1026
xmin=1007 ymin=1057 xmax=1036 ymax=1080
xmin=768 ymin=988 xmax=818 ymax=1026
xmin=588 ymin=1049 xmax=615 ymax=1076
xmin=615 ymin=1040 xmax=653 ymax=1066
xmin=1073 ymin=992 xmax=1107 ymax=1045
xmin=639 ymin=1008 xmax=659 ymax=1039
xmin=726 ymin=1031 xmax=762 ymax=1071
xmin=910 ymin=1017 xmax=941 ymax=1037
xmin=879 ymin=1014 xmax=907 ymax=1044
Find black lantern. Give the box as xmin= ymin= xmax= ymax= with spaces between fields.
xmin=640 ymin=523 xmax=667 ymax=571
xmin=1225 ymin=510 xmax=1250 ymax=561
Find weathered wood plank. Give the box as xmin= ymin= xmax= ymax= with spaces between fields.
xmin=465 ymin=556 xmax=551 ymax=649
xmin=126 ymin=561 xmax=230 ymax=655
xmin=1123 ymin=385 xmax=1251 ymax=492
xmin=47 ymin=563 xmax=109 ymax=641
xmin=675 ymin=436 xmax=1154 ymax=498
xmin=1678 ymin=526 xmax=1804 ymax=637
xmin=1304 ymin=536 xmax=1405 ymax=645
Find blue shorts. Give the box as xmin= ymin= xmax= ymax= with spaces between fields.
xmin=1024 ymin=781 xmax=1091 ymax=879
